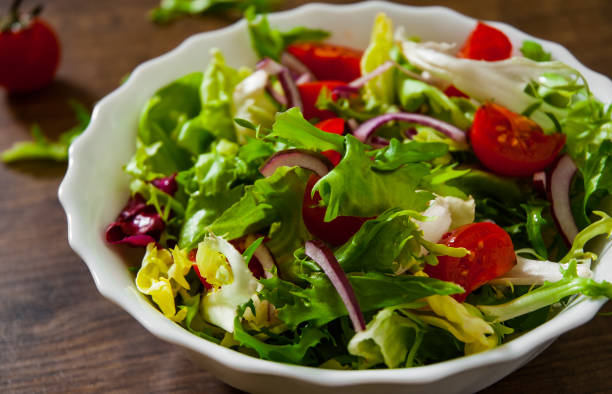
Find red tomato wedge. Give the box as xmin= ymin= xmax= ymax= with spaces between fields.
xmin=287 ymin=42 xmax=362 ymax=82
xmin=470 ymin=103 xmax=566 ymax=176
xmin=302 ymin=175 xmax=368 ymax=246
xmin=458 ymin=22 xmax=512 ymax=61
xmin=315 ymin=118 xmax=345 ymax=166
xmin=424 ymin=222 xmax=516 ymax=302
xmin=298 ymin=81 xmax=346 ymax=121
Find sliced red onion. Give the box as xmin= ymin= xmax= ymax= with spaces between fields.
xmin=256 ymin=58 xmax=284 ymax=75
xmin=370 ymin=136 xmax=390 ymax=148
xmin=257 ymin=57 xmax=303 ymax=111
xmin=260 ymin=149 xmax=333 ymax=178
xmin=550 ymin=155 xmax=579 ymax=244
xmin=532 ymin=171 xmax=547 ymax=196
xmin=281 ymin=52 xmax=315 ymax=81
xmin=305 ymin=240 xmax=366 ymax=332
xmin=348 ymin=60 xmax=395 ymax=89
xmin=332 ymin=84 xmax=360 ymax=98
xmin=295 ymin=73 xmax=313 ymax=85
xmin=266 ymin=84 xmax=287 ymax=107
xmin=253 ymin=242 xmax=276 ymax=279
xmin=347 ymin=118 xmax=359 ymax=132
xmin=353 ymin=112 xmax=466 ymax=145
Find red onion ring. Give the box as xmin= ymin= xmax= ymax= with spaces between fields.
xmin=281 ymin=52 xmax=315 ymax=81
xmin=253 ymin=242 xmax=276 ymax=279
xmin=550 ymin=155 xmax=579 ymax=244
xmin=305 ymin=240 xmax=366 ymax=332
xmin=260 ymin=149 xmax=333 ymax=178
xmin=257 ymin=58 xmax=303 ymax=111
xmin=532 ymin=171 xmax=547 ymax=196
xmin=353 ymin=112 xmax=466 ymax=145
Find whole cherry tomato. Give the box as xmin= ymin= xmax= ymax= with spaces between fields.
xmin=302 ymin=175 xmax=368 ymax=246
xmin=315 ymin=117 xmax=345 ymax=166
xmin=470 ymin=103 xmax=566 ymax=177
xmin=287 ymin=42 xmax=362 ymax=82
xmin=298 ymin=80 xmax=346 ymax=121
xmin=458 ymin=22 xmax=512 ymax=61
xmin=424 ymin=222 xmax=516 ymax=302
xmin=0 ymin=0 xmax=60 ymax=93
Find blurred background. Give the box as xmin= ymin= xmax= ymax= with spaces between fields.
xmin=1 ymin=1 xmax=611 ymax=393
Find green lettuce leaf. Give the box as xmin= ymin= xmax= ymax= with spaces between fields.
xmin=370 ymin=138 xmax=449 ymax=171
xmin=360 ymin=12 xmax=395 ymax=105
xmin=197 ymin=49 xmax=249 ymax=142
xmin=520 ymin=41 xmax=552 ymax=62
xmin=245 ymin=8 xmax=329 ymax=60
xmin=397 ymin=78 xmax=471 ymax=130
xmin=2 ymin=101 xmax=90 ymax=163
xmin=347 ymin=305 xmax=424 ymax=368
xmin=259 ymin=272 xmax=463 ymax=329
xmin=313 ymin=134 xmax=433 ymax=221
xmin=206 ymin=166 xmax=310 ymax=266
xmin=266 ymin=107 xmax=344 ymax=152
xmin=335 ymin=208 xmax=423 ymax=273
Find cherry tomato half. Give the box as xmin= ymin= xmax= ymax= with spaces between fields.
xmin=457 ymin=22 xmax=512 ymax=61
xmin=470 ymin=103 xmax=566 ymax=177
xmin=0 ymin=5 xmax=60 ymax=93
xmin=315 ymin=117 xmax=345 ymax=166
xmin=298 ymin=81 xmax=346 ymax=121
xmin=287 ymin=42 xmax=362 ymax=82
xmin=424 ymin=222 xmax=516 ymax=302
xmin=302 ymin=175 xmax=368 ymax=246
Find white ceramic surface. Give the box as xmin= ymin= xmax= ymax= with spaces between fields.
xmin=58 ymin=2 xmax=612 ymax=394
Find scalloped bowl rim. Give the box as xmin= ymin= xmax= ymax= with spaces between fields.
xmin=58 ymin=1 xmax=612 ymax=389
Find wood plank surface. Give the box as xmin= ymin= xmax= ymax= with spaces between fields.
xmin=1 ymin=0 xmax=611 ymax=393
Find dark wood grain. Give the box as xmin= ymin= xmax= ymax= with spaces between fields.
xmin=1 ymin=0 xmax=611 ymax=393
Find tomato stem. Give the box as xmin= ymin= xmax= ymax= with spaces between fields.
xmin=2 ymin=0 xmax=44 ymax=32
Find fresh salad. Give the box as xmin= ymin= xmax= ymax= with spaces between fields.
xmin=106 ymin=11 xmax=612 ymax=369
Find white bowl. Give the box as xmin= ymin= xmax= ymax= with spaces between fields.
xmin=58 ymin=2 xmax=612 ymax=393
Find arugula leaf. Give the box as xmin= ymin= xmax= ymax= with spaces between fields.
xmin=479 ymin=212 xmax=612 ymax=322
xmin=2 ymin=101 xmax=90 ymax=163
xmin=233 ymin=316 xmax=326 ymax=364
xmin=521 ymin=202 xmax=550 ymax=259
xmin=520 ymin=40 xmax=551 ymax=62
xmin=314 ymin=135 xmax=433 ymax=221
xmin=579 ymin=139 xmax=612 ymax=223
xmin=259 ymin=272 xmax=463 ymax=329
xmin=245 ymin=7 xmax=329 ymax=60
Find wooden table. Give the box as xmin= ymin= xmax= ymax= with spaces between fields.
xmin=2 ymin=0 xmax=611 ymax=392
